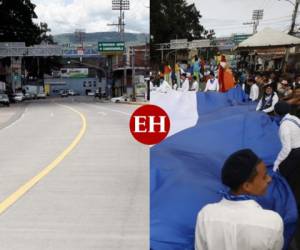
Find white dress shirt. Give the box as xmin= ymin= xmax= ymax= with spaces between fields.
xmin=195 ymin=198 xmax=284 ymax=250
xmin=204 ymin=78 xmax=219 ymax=92
xmin=191 ymin=81 xmax=199 ymax=92
xmin=256 ymin=92 xmax=279 ymax=113
xmin=179 ymin=79 xmax=190 ymax=92
xmin=149 ymin=81 xmax=155 ymax=91
xmin=250 ymin=84 xmax=259 ymax=101
xmin=273 ymin=114 xmax=300 ymax=171
xmin=156 ymin=80 xmax=172 ymax=93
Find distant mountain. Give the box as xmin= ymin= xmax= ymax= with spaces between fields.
xmin=53 ymin=32 xmax=149 ymax=45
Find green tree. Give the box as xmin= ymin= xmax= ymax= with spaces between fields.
xmin=0 ymin=0 xmax=43 ymax=45
xmin=0 ymin=1 xmax=62 ymax=79
xmin=150 ymin=0 xmax=214 ymax=65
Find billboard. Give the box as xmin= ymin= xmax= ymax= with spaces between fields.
xmin=188 ymin=39 xmax=211 ymax=49
xmin=60 ymin=68 xmax=88 ymax=78
xmin=134 ymin=75 xmax=147 ymax=97
xmin=170 ymin=39 xmax=188 ymax=50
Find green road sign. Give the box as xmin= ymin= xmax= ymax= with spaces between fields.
xmin=98 ymin=42 xmax=125 ymax=52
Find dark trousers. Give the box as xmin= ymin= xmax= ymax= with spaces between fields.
xmin=280 ymin=148 xmax=300 ymax=250
xmin=279 ymin=148 xmax=300 ymax=210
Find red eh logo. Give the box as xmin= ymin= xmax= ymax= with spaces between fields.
xmin=129 ymin=105 xmax=171 ymax=145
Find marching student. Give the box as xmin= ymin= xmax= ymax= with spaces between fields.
xmin=195 ymin=149 xmax=284 ymax=250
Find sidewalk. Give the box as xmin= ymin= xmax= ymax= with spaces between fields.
xmin=127 ymin=100 xmax=149 ymax=105
xmin=0 ymin=104 xmax=27 ymax=130
xmin=94 ymin=97 xmax=149 ymax=106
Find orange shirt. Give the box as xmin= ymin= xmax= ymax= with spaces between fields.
xmin=223 ymin=69 xmax=235 ymax=92
xmin=219 ymin=67 xmax=235 ymax=92
xmin=164 ymin=65 xmax=172 ymax=74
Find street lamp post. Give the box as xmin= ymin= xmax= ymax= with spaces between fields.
xmin=110 ymin=0 xmax=130 ymax=96
xmin=243 ymin=9 xmax=264 ymax=34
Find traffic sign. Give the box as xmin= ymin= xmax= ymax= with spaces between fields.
xmin=188 ymin=39 xmax=211 ymax=49
xmin=98 ymin=42 xmax=125 ymax=52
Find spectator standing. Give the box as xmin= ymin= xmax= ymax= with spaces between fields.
xmin=149 ymin=76 xmax=155 ymax=91
xmin=256 ymin=84 xmax=279 ymax=114
xmin=191 ymin=76 xmax=199 ymax=92
xmin=193 ymin=56 xmax=201 ymax=82
xmin=218 ymin=55 xmax=236 ymax=92
xmin=277 ymin=79 xmax=293 ymax=98
xmin=179 ymin=73 xmax=190 ymax=92
xmin=156 ymin=76 xmax=172 ymax=93
xmin=293 ymin=76 xmax=300 ymax=90
xmin=273 ymin=102 xmax=300 ymax=210
xmin=164 ymin=63 xmax=172 ymax=85
xmin=204 ymin=71 xmax=219 ymax=92
xmin=248 ymin=78 xmax=259 ymax=101
xmin=175 ymin=62 xmax=181 ymax=87
xmin=255 ymin=74 xmax=264 ymax=99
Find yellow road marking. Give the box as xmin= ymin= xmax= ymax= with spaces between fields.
xmin=0 ymin=104 xmax=87 ymax=214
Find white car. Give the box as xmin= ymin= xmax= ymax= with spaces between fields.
xmin=37 ymin=92 xmax=46 ymax=99
xmin=13 ymin=92 xmax=24 ymax=102
xmin=111 ymin=95 xmax=129 ymax=103
xmin=87 ymin=91 xmax=95 ymax=96
xmin=68 ymin=90 xmax=78 ymax=96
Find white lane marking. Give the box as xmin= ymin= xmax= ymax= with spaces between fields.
xmin=91 ymin=105 xmax=131 ymax=116
xmin=0 ymin=107 xmax=27 ymax=131
xmin=98 ymin=111 xmax=107 ymax=116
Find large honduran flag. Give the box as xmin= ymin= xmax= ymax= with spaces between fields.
xmin=150 ymin=86 xmax=298 ymax=250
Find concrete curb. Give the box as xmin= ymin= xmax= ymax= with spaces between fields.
xmin=126 ymin=101 xmax=148 ymax=105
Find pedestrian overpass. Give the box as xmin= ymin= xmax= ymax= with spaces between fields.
xmin=0 ymin=42 xmax=100 ymax=58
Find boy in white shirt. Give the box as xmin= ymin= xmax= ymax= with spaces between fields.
xmin=248 ymin=78 xmax=259 ymax=101
xmin=204 ymin=71 xmax=219 ymax=92
xmin=195 ymin=149 xmax=284 ymax=250
xmin=191 ymin=76 xmax=199 ymax=92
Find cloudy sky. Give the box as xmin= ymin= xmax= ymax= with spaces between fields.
xmin=31 ymin=0 xmax=150 ymax=35
xmin=188 ymin=0 xmax=299 ymax=37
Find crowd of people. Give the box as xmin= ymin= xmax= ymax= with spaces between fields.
xmin=151 ymin=54 xmax=300 ymax=249
xmin=150 ymin=54 xmax=236 ymax=94
xmin=150 ymin=54 xmax=300 ymax=117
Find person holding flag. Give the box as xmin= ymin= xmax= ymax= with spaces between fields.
xmin=195 ymin=149 xmax=284 ymax=250
xmin=218 ymin=55 xmax=236 ymax=92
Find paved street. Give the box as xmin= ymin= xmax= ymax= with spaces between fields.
xmin=0 ymin=98 xmax=148 ymax=250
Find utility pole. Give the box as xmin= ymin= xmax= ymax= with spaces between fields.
xmin=109 ymin=0 xmax=130 ymax=95
xmin=243 ymin=9 xmax=264 ymax=34
xmin=289 ymin=0 xmax=300 ymax=34
xmin=75 ymin=29 xmax=85 ymax=63
xmin=123 ymin=49 xmax=128 ymax=95
xmin=131 ymin=47 xmax=136 ymax=102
